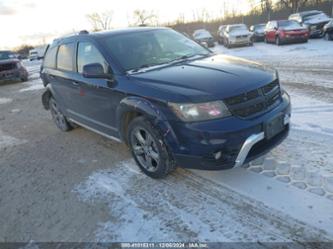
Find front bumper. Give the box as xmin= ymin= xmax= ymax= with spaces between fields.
xmin=253 ymin=34 xmax=265 ymax=41
xmin=0 ymin=68 xmax=27 ymax=82
xmin=170 ymin=92 xmax=291 ymax=170
xmin=281 ymin=34 xmax=308 ymax=43
xmin=229 ymin=37 xmax=252 ymax=46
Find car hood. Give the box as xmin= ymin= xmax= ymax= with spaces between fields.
xmin=281 ymin=27 xmax=307 ymax=32
xmin=229 ymin=30 xmax=251 ymax=36
xmin=304 ymin=15 xmax=331 ymax=25
xmin=130 ymin=54 xmax=276 ymax=103
xmin=194 ymin=34 xmax=213 ymax=40
xmin=255 ymin=30 xmax=265 ymax=34
xmin=0 ymin=59 xmax=18 ymax=65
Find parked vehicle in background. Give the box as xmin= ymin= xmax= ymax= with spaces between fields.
xmin=0 ymin=50 xmax=28 ymax=83
xmin=323 ymin=19 xmax=333 ymax=40
xmin=265 ymin=20 xmax=309 ymax=45
xmin=223 ymin=24 xmax=253 ymax=48
xmin=289 ymin=10 xmax=331 ymax=38
xmin=250 ymin=24 xmax=266 ymax=42
xmin=29 ymin=45 xmax=47 ymax=61
xmin=192 ymin=29 xmax=215 ymax=47
xmin=40 ymin=27 xmax=290 ymax=178
xmin=217 ymin=25 xmax=227 ymax=44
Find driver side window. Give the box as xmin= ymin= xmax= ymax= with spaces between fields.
xmin=77 ymin=42 xmax=108 ymax=74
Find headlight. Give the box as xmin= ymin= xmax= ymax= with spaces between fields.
xmin=169 ymin=101 xmax=231 ymax=122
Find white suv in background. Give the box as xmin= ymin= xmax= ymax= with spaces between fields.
xmin=223 ymin=24 xmax=253 ymax=48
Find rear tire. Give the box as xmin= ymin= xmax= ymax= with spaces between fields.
xmin=49 ymin=98 xmax=73 ymax=132
xmin=127 ymin=116 xmax=176 ymax=178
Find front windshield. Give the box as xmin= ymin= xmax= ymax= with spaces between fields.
xmin=304 ymin=13 xmax=328 ymax=21
xmin=279 ymin=20 xmax=302 ymax=29
xmin=194 ymin=30 xmax=210 ymax=38
xmin=102 ymin=29 xmax=211 ymax=72
xmin=229 ymin=25 xmax=247 ymax=32
xmin=0 ymin=51 xmax=14 ymax=60
xmin=255 ymin=25 xmax=266 ymax=32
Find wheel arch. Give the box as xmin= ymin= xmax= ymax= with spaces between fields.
xmin=41 ymin=85 xmax=54 ymax=110
xmin=116 ymin=96 xmax=178 ymax=146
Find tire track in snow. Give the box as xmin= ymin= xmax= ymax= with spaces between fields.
xmin=73 ymin=160 xmax=326 ymax=242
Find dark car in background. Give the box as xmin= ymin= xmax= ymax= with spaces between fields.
xmin=289 ymin=10 xmax=331 ymax=37
xmin=324 ymin=19 xmax=333 ymax=40
xmin=250 ymin=24 xmax=266 ymax=42
xmin=0 ymin=50 xmax=28 ymax=83
xmin=41 ymin=27 xmax=290 ymax=178
xmin=265 ymin=20 xmax=309 ymax=45
xmin=192 ymin=29 xmax=215 ymax=47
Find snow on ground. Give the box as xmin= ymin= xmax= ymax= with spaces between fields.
xmin=74 ymin=160 xmax=329 ymax=242
xmin=0 ymin=129 xmax=26 ymax=150
xmin=212 ymin=39 xmax=333 ymax=61
xmin=19 ymin=78 xmax=44 ymax=92
xmin=291 ymin=93 xmax=333 ymax=136
xmin=0 ymin=98 xmax=13 ymax=105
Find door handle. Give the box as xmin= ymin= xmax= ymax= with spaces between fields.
xmin=72 ymin=81 xmax=79 ymax=86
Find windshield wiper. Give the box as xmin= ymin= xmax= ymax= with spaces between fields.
xmin=127 ymin=61 xmax=169 ymax=74
xmin=127 ymin=53 xmax=211 ymax=74
xmin=167 ymin=53 xmax=211 ymax=64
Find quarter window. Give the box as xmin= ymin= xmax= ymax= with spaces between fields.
xmin=44 ymin=46 xmax=57 ymax=69
xmin=77 ymin=42 xmax=108 ymax=74
xmin=57 ymin=43 xmax=75 ymax=71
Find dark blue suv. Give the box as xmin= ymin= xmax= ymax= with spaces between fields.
xmin=41 ymin=27 xmax=290 ymax=178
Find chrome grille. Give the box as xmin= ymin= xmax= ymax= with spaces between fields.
xmin=224 ymin=79 xmax=282 ymax=118
xmin=0 ymin=63 xmax=16 ymax=72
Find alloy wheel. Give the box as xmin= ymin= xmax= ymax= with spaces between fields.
xmin=130 ymin=127 xmax=160 ymax=172
xmin=50 ymin=99 xmax=68 ymax=131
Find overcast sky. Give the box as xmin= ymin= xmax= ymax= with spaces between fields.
xmin=0 ymin=0 xmax=251 ymax=49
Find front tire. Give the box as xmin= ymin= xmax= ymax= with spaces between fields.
xmin=49 ymin=98 xmax=73 ymax=132
xmin=128 ymin=116 xmax=176 ymax=178
xmin=325 ymin=33 xmax=332 ymax=41
xmin=225 ymin=39 xmax=231 ymax=49
xmin=275 ymin=36 xmax=281 ymax=46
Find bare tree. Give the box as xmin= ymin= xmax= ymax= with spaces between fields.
xmin=192 ymin=8 xmax=211 ymax=22
xmin=86 ymin=11 xmax=113 ymax=31
xmin=279 ymin=0 xmax=309 ymax=13
xmin=133 ymin=9 xmax=158 ymax=26
xmin=261 ymin=0 xmax=273 ymax=20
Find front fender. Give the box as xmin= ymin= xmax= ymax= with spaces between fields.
xmin=116 ymin=96 xmax=179 ymax=148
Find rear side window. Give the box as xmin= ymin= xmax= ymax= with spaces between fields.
xmin=57 ymin=43 xmax=75 ymax=71
xmin=43 ymin=46 xmax=57 ymax=68
xmin=77 ymin=42 xmax=108 ymax=73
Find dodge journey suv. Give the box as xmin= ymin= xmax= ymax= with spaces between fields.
xmin=41 ymin=27 xmax=290 ymax=178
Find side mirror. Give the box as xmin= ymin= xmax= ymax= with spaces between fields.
xmin=82 ymin=63 xmax=113 ymax=80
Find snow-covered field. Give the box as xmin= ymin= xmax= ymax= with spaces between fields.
xmin=0 ymin=39 xmax=333 ymax=243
